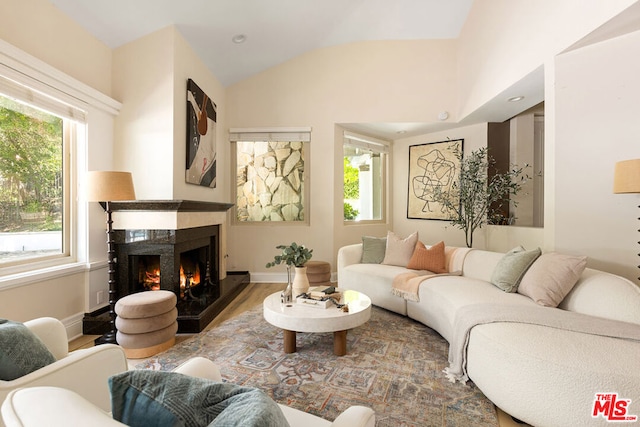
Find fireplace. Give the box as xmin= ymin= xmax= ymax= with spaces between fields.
xmin=83 ymin=200 xmax=249 ymax=334
xmin=114 ymin=225 xmax=220 ymax=299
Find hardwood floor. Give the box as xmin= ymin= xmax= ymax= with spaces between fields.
xmin=69 ymin=282 xmax=529 ymax=426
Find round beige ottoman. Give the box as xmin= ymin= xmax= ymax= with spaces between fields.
xmin=305 ymin=260 xmax=332 ymax=288
xmin=115 ymin=290 xmax=178 ymax=359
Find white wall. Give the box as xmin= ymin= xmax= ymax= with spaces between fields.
xmin=457 ymin=0 xmax=636 ymax=120
xmin=226 ymin=40 xmax=458 ymax=276
xmin=0 ymin=0 xmax=113 ymax=96
xmin=112 ymin=27 xmax=176 ymax=199
xmin=112 ymin=26 xmax=228 ymax=202
xmin=554 ymin=30 xmax=640 ymax=279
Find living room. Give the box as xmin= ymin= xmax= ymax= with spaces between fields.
xmin=1 ymin=0 xmax=640 ymax=425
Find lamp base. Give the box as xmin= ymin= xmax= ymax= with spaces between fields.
xmin=94 ymin=331 xmax=117 ymax=346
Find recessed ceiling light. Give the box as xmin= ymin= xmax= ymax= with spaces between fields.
xmin=232 ymin=34 xmax=247 ymax=44
xmin=508 ymin=96 xmax=525 ymax=102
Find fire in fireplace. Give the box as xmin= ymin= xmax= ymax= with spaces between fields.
xmin=113 ymin=225 xmax=219 ymax=299
xmin=137 ymin=249 xmax=208 ymax=300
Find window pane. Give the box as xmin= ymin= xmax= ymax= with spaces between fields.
xmin=235 ymin=140 xmax=305 ymax=222
xmin=344 ymin=145 xmax=384 ymax=221
xmin=0 ymin=94 xmax=63 ymax=264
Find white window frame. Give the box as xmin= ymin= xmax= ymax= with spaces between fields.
xmin=343 ymin=130 xmax=389 ymax=225
xmin=0 ymin=39 xmax=120 ymax=288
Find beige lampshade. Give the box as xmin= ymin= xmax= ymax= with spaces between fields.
xmin=613 ymin=159 xmax=640 ymax=194
xmin=86 ymin=171 xmax=136 ymax=202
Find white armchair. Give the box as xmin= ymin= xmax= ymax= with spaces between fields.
xmin=0 ymin=317 xmax=128 ymax=426
xmin=2 ymin=357 xmax=375 ymax=427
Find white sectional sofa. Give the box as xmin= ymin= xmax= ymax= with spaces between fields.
xmin=338 ymin=242 xmax=640 ymax=427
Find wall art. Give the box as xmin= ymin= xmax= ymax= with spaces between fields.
xmin=186 ymin=78 xmax=217 ymax=187
xmin=407 ymin=139 xmax=463 ymax=220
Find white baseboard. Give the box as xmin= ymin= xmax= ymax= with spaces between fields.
xmin=61 ymin=312 xmax=87 ymax=342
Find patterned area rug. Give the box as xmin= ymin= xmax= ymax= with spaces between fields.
xmin=135 ymin=305 xmax=498 ymax=427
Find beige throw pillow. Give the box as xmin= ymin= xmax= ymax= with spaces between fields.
xmin=381 ymin=231 xmax=419 ymax=267
xmin=517 ymin=252 xmax=588 ymax=307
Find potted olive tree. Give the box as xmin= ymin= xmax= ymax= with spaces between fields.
xmin=266 ymin=242 xmax=313 ymax=301
xmin=431 ymin=146 xmax=529 ymax=248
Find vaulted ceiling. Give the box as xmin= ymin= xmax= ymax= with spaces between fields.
xmin=47 ymin=0 xmax=546 ymax=138
xmin=48 ymin=0 xmax=474 ymax=87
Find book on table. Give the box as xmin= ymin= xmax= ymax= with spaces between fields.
xmin=309 ymin=286 xmax=341 ymax=301
xmin=296 ymin=286 xmax=342 ymax=309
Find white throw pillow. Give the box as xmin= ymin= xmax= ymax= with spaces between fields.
xmin=381 ymin=231 xmax=418 ymax=267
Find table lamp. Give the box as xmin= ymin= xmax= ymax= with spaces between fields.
xmin=87 ymin=171 xmax=136 ymax=344
xmin=613 ymin=158 xmax=640 ymax=281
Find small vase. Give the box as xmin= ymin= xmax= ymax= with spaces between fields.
xmin=281 ymin=277 xmax=293 ymax=307
xmin=280 ymin=266 xmax=293 ymax=307
xmin=292 ymin=266 xmax=310 ymax=298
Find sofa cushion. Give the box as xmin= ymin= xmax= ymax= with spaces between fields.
xmin=381 ymin=231 xmax=418 ymax=267
xmin=407 ymin=241 xmax=447 ymax=273
xmin=518 ymin=252 xmax=587 ymax=307
xmin=408 ymin=276 xmax=538 ymax=342
xmin=341 ymin=263 xmax=415 ymax=315
xmin=361 ymin=236 xmax=387 ymax=263
xmin=490 ymin=246 xmax=541 ymax=292
xmin=0 ymin=319 xmax=57 ymax=380
xmin=109 ymin=370 xmax=290 ymax=427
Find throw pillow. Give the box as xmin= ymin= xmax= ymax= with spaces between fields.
xmin=407 ymin=241 xmax=447 ymax=273
xmin=0 ymin=319 xmax=57 ymax=381
xmin=361 ymin=236 xmax=387 ymax=263
xmin=518 ymin=252 xmax=588 ymax=307
xmin=490 ymin=246 xmax=542 ymax=293
xmin=381 ymin=231 xmax=419 ymax=267
xmin=110 ymin=370 xmax=290 ymax=427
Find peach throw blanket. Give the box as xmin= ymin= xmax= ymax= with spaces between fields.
xmin=391 ymin=247 xmax=472 ymax=302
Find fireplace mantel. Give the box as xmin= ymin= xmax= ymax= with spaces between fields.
xmin=104 ymin=200 xmax=234 ymax=212
xmin=105 ymin=200 xmax=234 ymax=231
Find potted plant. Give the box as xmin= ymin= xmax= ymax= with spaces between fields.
xmin=431 ymin=146 xmax=529 ymax=248
xmin=266 ymin=242 xmax=313 ymax=301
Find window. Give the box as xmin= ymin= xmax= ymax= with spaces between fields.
xmin=230 ymin=128 xmax=310 ymax=223
xmin=343 ymin=131 xmax=388 ymax=222
xmin=0 ymin=75 xmax=82 ymax=269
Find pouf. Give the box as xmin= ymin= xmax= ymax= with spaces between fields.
xmin=305 ymin=260 xmax=332 ymax=287
xmin=114 ymin=290 xmax=178 ymax=359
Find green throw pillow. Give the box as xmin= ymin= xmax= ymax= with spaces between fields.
xmin=109 ymin=370 xmax=290 ymax=427
xmin=0 ymin=319 xmax=57 ymax=380
xmin=361 ymin=236 xmax=387 ymax=263
xmin=490 ymin=246 xmax=542 ymax=293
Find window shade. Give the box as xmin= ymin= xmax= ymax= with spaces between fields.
xmin=343 ymin=130 xmax=389 ymax=153
xmin=0 ymin=71 xmax=87 ymax=122
xmin=229 ymin=127 xmax=311 ymax=142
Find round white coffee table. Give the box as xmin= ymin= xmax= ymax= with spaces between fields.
xmin=263 ymin=289 xmax=371 ymax=356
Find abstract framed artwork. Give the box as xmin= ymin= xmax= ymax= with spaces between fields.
xmin=407 ymin=139 xmax=463 ymax=220
xmin=186 ymin=78 xmax=217 ymax=187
